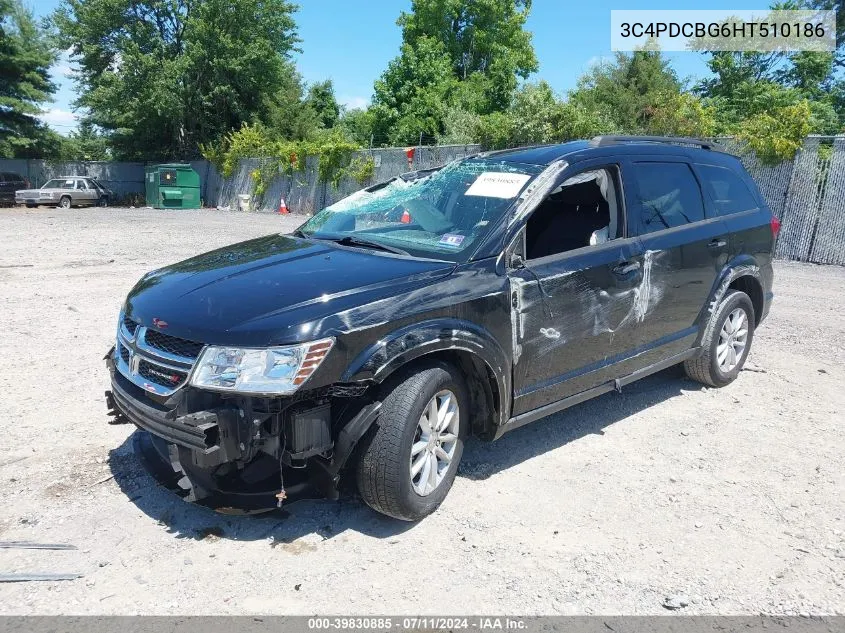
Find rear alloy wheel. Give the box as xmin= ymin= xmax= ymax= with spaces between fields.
xmin=356 ymin=362 xmax=467 ymax=521
xmin=716 ymin=308 xmax=749 ymax=373
xmin=684 ymin=289 xmax=755 ymax=387
xmin=59 ymin=196 xmax=72 ymax=209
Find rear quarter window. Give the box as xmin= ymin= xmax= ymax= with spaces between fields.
xmin=631 ymin=162 xmax=705 ymax=235
xmin=697 ymin=164 xmax=760 ymax=216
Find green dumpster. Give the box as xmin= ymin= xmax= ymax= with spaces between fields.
xmin=145 ymin=164 xmax=201 ymax=209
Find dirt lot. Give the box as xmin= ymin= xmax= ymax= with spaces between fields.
xmin=0 ymin=206 xmax=843 ymax=615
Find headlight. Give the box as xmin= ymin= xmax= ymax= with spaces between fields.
xmin=190 ymin=338 xmax=334 ymax=394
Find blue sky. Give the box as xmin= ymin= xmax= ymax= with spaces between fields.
xmin=31 ymin=0 xmax=773 ymax=134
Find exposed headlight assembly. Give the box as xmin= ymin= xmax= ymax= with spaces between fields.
xmin=190 ymin=338 xmax=334 ymax=395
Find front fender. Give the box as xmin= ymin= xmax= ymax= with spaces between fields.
xmin=341 ymin=318 xmax=511 ymax=423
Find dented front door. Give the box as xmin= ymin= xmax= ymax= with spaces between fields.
xmin=509 ymin=235 xmax=645 ymax=416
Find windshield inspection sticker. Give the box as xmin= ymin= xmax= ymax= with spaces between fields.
xmin=465 ymin=172 xmax=531 ymax=199
xmin=439 ymin=233 xmax=466 ymax=247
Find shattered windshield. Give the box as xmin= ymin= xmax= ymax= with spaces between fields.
xmin=298 ymin=159 xmax=542 ymax=261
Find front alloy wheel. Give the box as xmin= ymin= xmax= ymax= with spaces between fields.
xmin=410 ymin=390 xmax=460 ymax=496
xmin=356 ymin=362 xmax=467 ymax=521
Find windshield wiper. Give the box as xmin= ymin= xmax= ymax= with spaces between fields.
xmin=313 ymin=234 xmax=410 ymax=256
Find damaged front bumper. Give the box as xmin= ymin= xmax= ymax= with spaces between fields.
xmin=105 ymin=348 xmax=380 ymax=511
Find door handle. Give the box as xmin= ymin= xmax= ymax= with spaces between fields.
xmin=612 ymin=261 xmax=641 ymax=275
xmin=708 ymin=238 xmax=727 ymax=249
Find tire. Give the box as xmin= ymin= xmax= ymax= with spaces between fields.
xmin=684 ymin=289 xmax=755 ymax=387
xmin=355 ymin=362 xmax=468 ymax=521
xmin=59 ymin=196 xmax=72 ymax=209
xmin=98 ymin=196 xmax=109 ymax=207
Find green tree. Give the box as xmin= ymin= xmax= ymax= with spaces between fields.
xmin=58 ymin=120 xmax=111 ymax=160
xmin=806 ymin=0 xmax=844 ymax=64
xmin=437 ymin=106 xmax=482 ymax=145
xmin=371 ymin=0 xmax=537 ymax=145
xmin=697 ymin=47 xmax=841 ymax=140
xmin=736 ymin=101 xmax=812 ymax=164
xmin=338 ymin=107 xmax=376 ymax=145
xmin=371 ymin=36 xmax=456 ymax=145
xmin=52 ymin=0 xmax=308 ymax=160
xmin=442 ymin=81 xmax=619 ymax=150
xmin=0 ymin=0 xmax=58 ymax=157
xmin=397 ymin=0 xmax=537 ymax=112
xmin=570 ymin=50 xmax=698 ymax=135
xmin=306 ymin=80 xmax=341 ymax=129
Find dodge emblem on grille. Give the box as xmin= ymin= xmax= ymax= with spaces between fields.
xmin=152 ymin=317 xmax=168 ymax=329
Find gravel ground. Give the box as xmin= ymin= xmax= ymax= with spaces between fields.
xmin=0 ymin=206 xmax=843 ymax=616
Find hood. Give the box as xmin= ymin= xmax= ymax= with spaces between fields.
xmin=125 ymin=234 xmax=455 ymax=346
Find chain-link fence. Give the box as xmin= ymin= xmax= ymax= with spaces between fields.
xmin=214 ymin=145 xmax=483 ymax=214
xmin=3 ymin=137 xmax=845 ymax=265
xmin=716 ymin=136 xmax=845 ymax=265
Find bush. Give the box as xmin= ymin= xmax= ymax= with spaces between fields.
xmin=201 ymin=124 xmax=363 ymax=200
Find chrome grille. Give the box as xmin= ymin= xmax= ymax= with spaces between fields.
xmin=144 ymin=329 xmax=204 ymax=360
xmin=122 ymin=314 xmax=139 ymax=337
xmin=114 ymin=312 xmax=204 ymax=396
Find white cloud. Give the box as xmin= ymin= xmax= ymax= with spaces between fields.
xmin=37 ymin=108 xmax=79 ymax=132
xmin=53 ymin=63 xmax=74 ymax=79
xmin=584 ymin=55 xmax=614 ymax=70
xmin=339 ymin=95 xmax=369 ymax=111
xmin=51 ymin=48 xmax=77 ymax=79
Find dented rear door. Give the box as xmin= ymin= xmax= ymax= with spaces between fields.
xmin=617 ymin=158 xmax=729 ymax=372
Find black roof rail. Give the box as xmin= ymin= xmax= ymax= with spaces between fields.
xmin=589 ymin=135 xmax=714 ymax=150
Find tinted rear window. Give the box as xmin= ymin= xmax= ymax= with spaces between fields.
xmin=697 ymin=164 xmax=759 ymax=216
xmin=631 ymin=162 xmax=705 ymax=235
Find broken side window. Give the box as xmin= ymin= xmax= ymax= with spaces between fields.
xmin=524 ymin=167 xmax=623 ymax=260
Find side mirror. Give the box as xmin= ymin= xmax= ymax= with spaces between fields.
xmin=510 ymin=253 xmax=526 ymax=270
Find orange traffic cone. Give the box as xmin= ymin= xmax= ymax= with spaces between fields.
xmin=400 ymin=209 xmax=411 ymax=224
xmin=278 ymin=196 xmax=289 ymax=214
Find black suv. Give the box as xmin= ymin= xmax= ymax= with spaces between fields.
xmin=106 ymin=136 xmax=776 ymax=520
xmin=0 ymin=172 xmax=29 ymax=205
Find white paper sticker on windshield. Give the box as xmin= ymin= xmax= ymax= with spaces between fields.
xmin=465 ymin=172 xmax=531 ymax=199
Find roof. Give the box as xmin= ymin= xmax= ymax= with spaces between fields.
xmin=483 ymin=137 xmax=733 ymax=166
xmin=482 ymin=141 xmax=592 ymax=165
